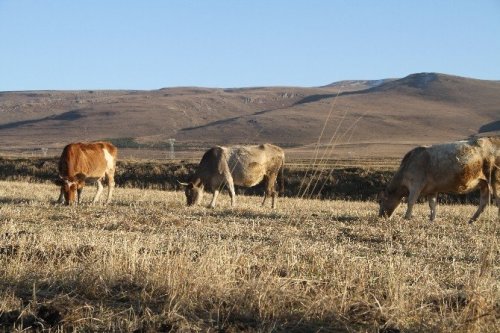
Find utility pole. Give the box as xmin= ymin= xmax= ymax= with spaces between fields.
xmin=167 ymin=139 xmax=175 ymax=159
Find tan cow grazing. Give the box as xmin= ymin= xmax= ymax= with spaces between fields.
xmin=179 ymin=144 xmax=285 ymax=208
xmin=378 ymin=137 xmax=499 ymax=223
xmin=56 ymin=142 xmax=117 ymax=205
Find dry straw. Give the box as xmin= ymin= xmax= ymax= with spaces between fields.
xmin=0 ymin=181 xmax=498 ymax=331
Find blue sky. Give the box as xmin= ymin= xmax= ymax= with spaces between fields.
xmin=1 ymin=0 xmax=499 ymax=90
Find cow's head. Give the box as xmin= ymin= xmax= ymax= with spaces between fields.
xmin=377 ymin=189 xmax=401 ymax=218
xmin=178 ymin=179 xmax=204 ymax=206
xmin=57 ymin=173 xmax=86 ymax=205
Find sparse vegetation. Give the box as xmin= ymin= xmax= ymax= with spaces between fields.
xmin=0 ymin=180 xmax=498 ymax=332
xmin=0 ymin=157 xmax=482 ymax=204
xmin=103 ymin=137 xmax=145 ymax=149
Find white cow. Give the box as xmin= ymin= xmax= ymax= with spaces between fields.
xmin=379 ymin=137 xmax=499 ymax=222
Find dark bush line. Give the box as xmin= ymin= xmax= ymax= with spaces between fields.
xmin=0 ymin=157 xmax=480 ymax=204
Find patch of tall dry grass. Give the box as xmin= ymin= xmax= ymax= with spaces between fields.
xmin=0 ymin=181 xmax=498 ymax=332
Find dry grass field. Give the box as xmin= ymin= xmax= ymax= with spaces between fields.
xmin=0 ymin=180 xmax=498 ymax=332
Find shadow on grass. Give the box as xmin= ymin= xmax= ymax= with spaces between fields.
xmin=338 ymin=227 xmax=386 ymax=245
xmin=0 ymin=197 xmax=42 ymax=205
xmin=331 ymin=214 xmax=360 ymax=223
xmin=1 ymin=272 xmax=445 ymax=332
xmin=186 ymin=207 xmax=287 ymax=221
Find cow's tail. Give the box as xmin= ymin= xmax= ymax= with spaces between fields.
xmin=279 ymin=156 xmax=285 ymax=195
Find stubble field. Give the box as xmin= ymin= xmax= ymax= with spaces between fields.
xmin=0 ymin=181 xmax=498 ymax=332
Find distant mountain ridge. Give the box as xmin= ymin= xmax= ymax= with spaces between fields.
xmin=321 ymin=78 xmax=395 ymax=91
xmin=0 ymin=73 xmax=499 ymax=158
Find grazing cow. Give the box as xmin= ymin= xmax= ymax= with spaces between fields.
xmin=378 ymin=137 xmax=499 ymax=223
xmin=56 ymin=142 xmax=117 ymax=205
xmin=179 ymin=144 xmax=285 ymax=208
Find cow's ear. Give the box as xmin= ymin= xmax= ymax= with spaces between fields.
xmin=54 ymin=177 xmax=65 ymax=186
xmin=75 ymin=173 xmax=87 ymax=182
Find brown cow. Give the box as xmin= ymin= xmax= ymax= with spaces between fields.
xmin=179 ymin=144 xmax=285 ymax=208
xmin=378 ymin=137 xmax=499 ymax=223
xmin=56 ymin=142 xmax=117 ymax=205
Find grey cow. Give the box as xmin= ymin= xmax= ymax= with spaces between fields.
xmin=179 ymin=144 xmax=285 ymax=208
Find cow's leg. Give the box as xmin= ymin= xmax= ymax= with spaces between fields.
xmin=492 ymin=178 xmax=500 ymax=219
xmin=57 ymin=187 xmax=65 ymax=204
xmin=469 ymin=180 xmax=490 ymax=223
xmin=106 ymin=175 xmax=115 ymax=204
xmin=93 ymin=179 xmax=104 ymax=203
xmin=428 ymin=193 xmax=437 ymax=221
xmin=77 ymin=188 xmax=83 ymax=204
xmin=261 ymin=175 xmax=269 ymax=207
xmin=228 ymin=183 xmax=236 ymax=207
xmin=404 ymin=186 xmax=422 ymax=220
xmin=208 ymin=189 xmax=220 ymax=208
xmin=271 ymin=192 xmax=277 ymax=209
xmin=226 ymin=177 xmax=236 ymax=207
xmin=269 ymin=174 xmax=278 ymax=209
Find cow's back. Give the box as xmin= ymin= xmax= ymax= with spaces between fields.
xmin=227 ymin=144 xmax=284 ymax=187
xmin=476 ymin=136 xmax=500 ymax=169
xmin=59 ymin=142 xmax=117 ymax=178
xmin=395 ymin=137 xmax=499 ymax=195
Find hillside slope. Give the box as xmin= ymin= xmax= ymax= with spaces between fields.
xmin=0 ymin=73 xmax=499 ymax=157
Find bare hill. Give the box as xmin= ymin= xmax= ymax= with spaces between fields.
xmin=0 ymin=73 xmax=499 ymax=158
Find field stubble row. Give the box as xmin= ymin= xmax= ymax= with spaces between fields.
xmin=0 ymin=181 xmax=498 ymax=332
